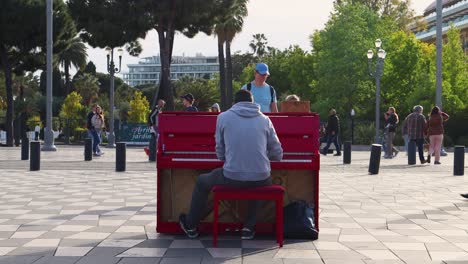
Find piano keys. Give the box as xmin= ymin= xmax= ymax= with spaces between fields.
xmin=156 ymin=112 xmax=320 ymax=236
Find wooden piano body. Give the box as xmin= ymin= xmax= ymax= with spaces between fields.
xmin=156 ymin=112 xmax=320 ymax=236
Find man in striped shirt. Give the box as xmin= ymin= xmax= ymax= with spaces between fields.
xmin=402 ymin=105 xmax=427 ymax=164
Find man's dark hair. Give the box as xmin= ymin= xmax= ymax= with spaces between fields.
xmin=235 ymin=90 xmax=253 ymax=103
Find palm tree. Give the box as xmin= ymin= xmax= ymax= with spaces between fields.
xmin=55 ymin=37 xmax=87 ymax=96
xmin=214 ymin=23 xmax=227 ymax=111
xmin=73 ymin=73 xmax=99 ymax=106
xmin=215 ymin=0 xmax=248 ymax=108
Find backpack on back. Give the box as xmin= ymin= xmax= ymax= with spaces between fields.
xmin=246 ymin=83 xmax=275 ymax=104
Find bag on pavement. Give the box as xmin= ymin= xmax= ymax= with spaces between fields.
xmin=283 ymin=200 xmax=318 ymax=240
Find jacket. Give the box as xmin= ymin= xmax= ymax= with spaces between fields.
xmin=425 ymin=112 xmax=449 ymax=136
xmin=215 ymin=102 xmax=283 ymax=181
xmin=326 ymin=114 xmax=339 ymax=135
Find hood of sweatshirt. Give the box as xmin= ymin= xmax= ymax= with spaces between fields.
xmin=228 ymin=102 xmax=262 ymax=118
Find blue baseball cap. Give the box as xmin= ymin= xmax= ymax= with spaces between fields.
xmin=255 ymin=63 xmax=270 ymax=75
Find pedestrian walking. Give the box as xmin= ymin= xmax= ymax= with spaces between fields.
xmin=424 ymin=106 xmax=449 ymax=164
xmin=91 ymin=105 xmax=105 ymax=156
xmin=402 ymin=105 xmax=427 ymax=164
xmin=321 ymin=109 xmax=341 ymax=156
xmin=384 ymin=107 xmax=399 ymax=159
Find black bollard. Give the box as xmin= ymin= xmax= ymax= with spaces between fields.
xmin=84 ymin=138 xmax=92 ymax=161
xmin=21 ymin=137 xmax=29 ymax=160
xmin=343 ymin=141 xmax=352 ymax=164
xmin=116 ymin=142 xmax=126 ymax=172
xmin=368 ymin=144 xmax=382 ymax=175
xmin=30 ymin=141 xmax=40 ymax=171
xmin=454 ymin=146 xmax=465 ymax=176
xmin=407 ymin=140 xmax=416 ymax=165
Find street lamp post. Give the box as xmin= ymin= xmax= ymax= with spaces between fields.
xmin=105 ymin=47 xmax=123 ymax=148
xmin=350 ymin=108 xmax=355 ymax=144
xmin=367 ymin=39 xmax=386 ymax=144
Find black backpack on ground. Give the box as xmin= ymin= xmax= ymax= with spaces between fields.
xmin=283 ymin=200 xmax=319 ymax=240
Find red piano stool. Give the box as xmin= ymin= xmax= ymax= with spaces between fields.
xmin=212 ymin=185 xmax=285 ymax=248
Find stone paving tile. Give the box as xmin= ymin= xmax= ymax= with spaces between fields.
xmin=117 ymin=257 xmax=162 ymax=264
xmin=32 ymin=256 xmax=81 ymax=264
xmin=1 ymin=148 xmax=468 ymax=263
xmin=0 ymin=256 xmax=42 ymax=264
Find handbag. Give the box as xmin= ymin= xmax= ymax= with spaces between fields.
xmin=283 ymin=200 xmax=318 ymax=240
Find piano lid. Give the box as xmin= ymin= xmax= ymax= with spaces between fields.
xmin=158 ymin=112 xmax=320 ymax=155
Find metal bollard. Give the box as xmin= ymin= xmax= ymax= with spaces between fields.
xmin=407 ymin=140 xmax=416 ymax=165
xmin=454 ymin=146 xmax=465 ymax=176
xmin=21 ymin=137 xmax=29 ymax=160
xmin=368 ymin=144 xmax=382 ymax=175
xmin=30 ymin=141 xmax=40 ymax=171
xmin=116 ymin=142 xmax=126 ymax=172
xmin=84 ymin=138 xmax=92 ymax=161
xmin=343 ymin=141 xmax=351 ymax=164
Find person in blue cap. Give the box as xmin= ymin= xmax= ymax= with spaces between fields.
xmin=241 ymin=63 xmax=278 ymax=113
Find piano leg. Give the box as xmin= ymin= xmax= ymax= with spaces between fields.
xmin=275 ymin=196 xmax=283 ymax=247
xmin=213 ymin=196 xmax=219 ymax=248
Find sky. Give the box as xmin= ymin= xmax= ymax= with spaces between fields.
xmin=84 ymin=0 xmax=432 ymax=77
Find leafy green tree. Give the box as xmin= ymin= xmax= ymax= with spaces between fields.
xmin=74 ymin=73 xmax=100 ymax=106
xmin=231 ymin=51 xmax=255 ymax=81
xmin=335 ymin=0 xmax=414 ymax=29
xmin=141 ymin=0 xmax=224 ymax=110
xmin=84 ymin=61 xmax=97 ymax=75
xmin=441 ymin=25 xmax=468 ymax=113
xmin=173 ymin=76 xmax=221 ymax=111
xmin=311 ymin=3 xmax=394 ymax=118
xmin=56 ymin=37 xmax=87 ymax=96
xmin=59 ymin=91 xmax=85 ymax=140
xmin=0 ymin=0 xmax=75 ymax=146
xmin=39 ymin=68 xmax=64 ymax=98
xmin=128 ymin=90 xmax=150 ymax=123
xmin=380 ymin=31 xmax=432 ymax=111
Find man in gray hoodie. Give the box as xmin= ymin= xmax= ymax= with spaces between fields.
xmin=179 ymin=89 xmax=283 ymax=240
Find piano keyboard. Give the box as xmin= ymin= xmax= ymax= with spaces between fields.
xmin=171 ymin=158 xmax=312 ymax=163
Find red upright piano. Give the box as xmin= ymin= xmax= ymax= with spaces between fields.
xmin=156 ymin=112 xmax=320 ymax=236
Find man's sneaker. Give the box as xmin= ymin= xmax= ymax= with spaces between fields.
xmin=461 ymin=194 xmax=468 ymax=199
xmin=333 ymin=152 xmax=341 ymax=156
xmin=241 ymin=227 xmax=255 ymax=240
xmin=98 ymin=151 xmax=104 ymax=155
xmin=393 ymin=150 xmax=399 ymax=157
xmin=93 ymin=153 xmax=101 ymax=157
xmin=179 ymin=214 xmax=198 ymax=239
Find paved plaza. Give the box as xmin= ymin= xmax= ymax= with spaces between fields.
xmin=0 ymin=145 xmax=466 ymax=264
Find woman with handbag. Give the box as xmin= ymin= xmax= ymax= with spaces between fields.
xmin=384 ymin=107 xmax=399 ymax=159
xmin=91 ymin=105 xmax=105 ymax=156
xmin=425 ymin=106 xmax=449 ymax=164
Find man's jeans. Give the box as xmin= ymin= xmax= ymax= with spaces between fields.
xmin=411 ymin=138 xmax=425 ymax=162
xmin=323 ymin=134 xmax=340 ymax=153
xmin=187 ymin=168 xmax=272 ymax=230
xmin=88 ymin=129 xmax=100 ymax=154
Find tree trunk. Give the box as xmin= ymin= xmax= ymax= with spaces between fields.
xmin=225 ymin=40 xmax=233 ymax=108
xmin=157 ymin=29 xmax=176 ymax=111
xmin=217 ymin=37 xmax=227 ymax=111
xmin=64 ymin=60 xmax=70 ymax=96
xmin=0 ymin=45 xmax=14 ymax=146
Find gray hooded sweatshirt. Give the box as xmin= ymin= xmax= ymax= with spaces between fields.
xmin=215 ymin=102 xmax=283 ymax=181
